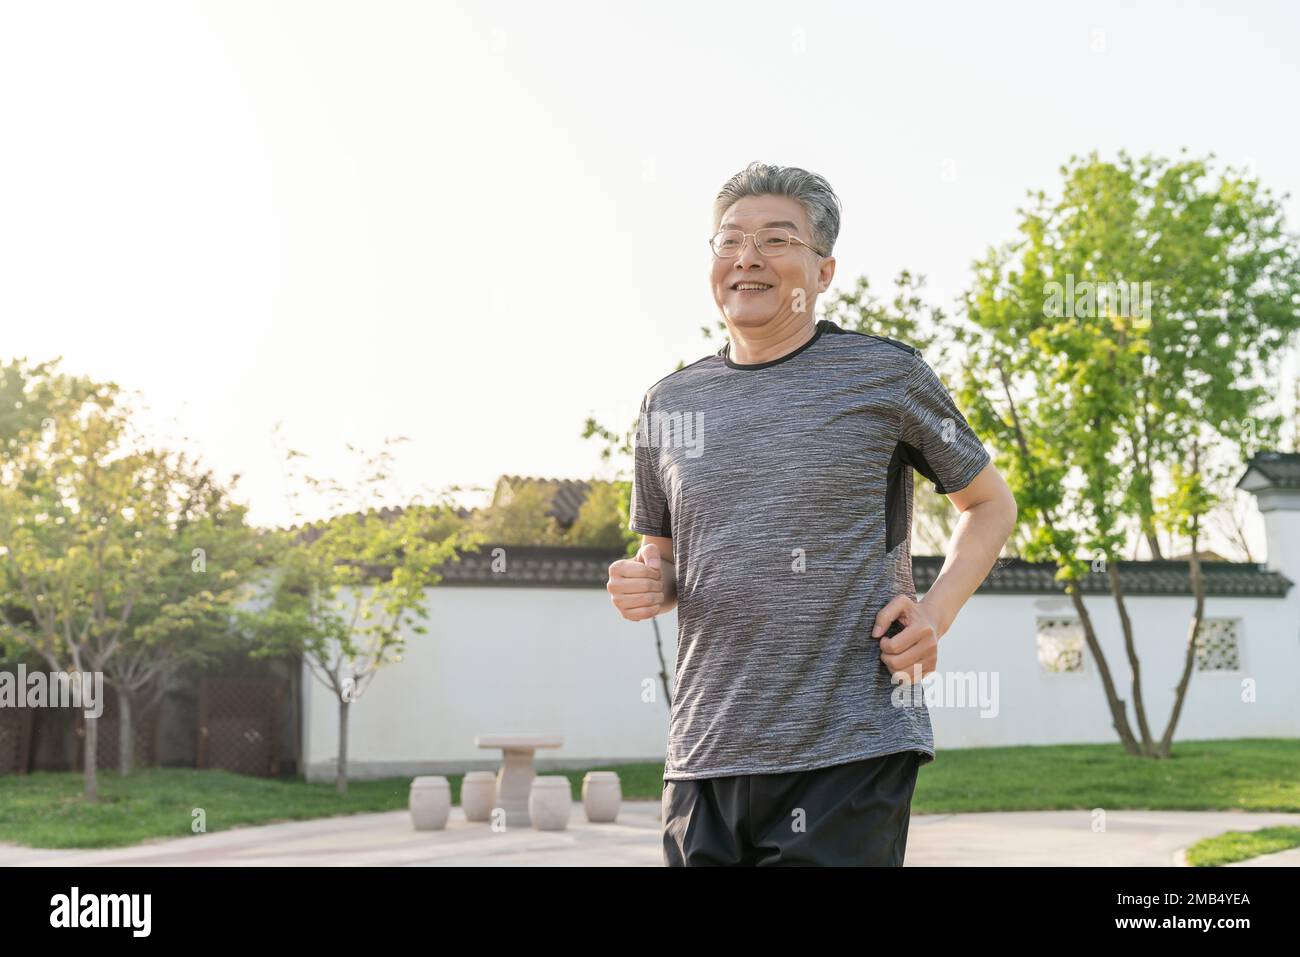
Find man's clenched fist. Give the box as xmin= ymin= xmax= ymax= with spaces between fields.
xmin=607 ymin=542 xmax=669 ymax=621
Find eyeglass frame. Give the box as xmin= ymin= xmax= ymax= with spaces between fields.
xmin=708 ymin=227 xmax=827 ymax=259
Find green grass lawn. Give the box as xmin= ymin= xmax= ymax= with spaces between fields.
xmin=908 ymin=738 xmax=1300 ymax=814
xmin=1184 ymin=825 xmax=1300 ymax=867
xmin=0 ymin=738 xmax=1296 ymax=850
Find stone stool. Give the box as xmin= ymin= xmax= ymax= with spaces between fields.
xmin=528 ymin=776 xmax=572 ymax=831
xmin=582 ymin=771 xmax=621 ymax=823
xmin=409 ymin=776 xmax=451 ymax=831
xmin=461 ymin=771 xmax=496 ymax=822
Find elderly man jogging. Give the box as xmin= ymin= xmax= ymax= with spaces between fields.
xmin=607 ymin=161 xmax=1017 ymax=866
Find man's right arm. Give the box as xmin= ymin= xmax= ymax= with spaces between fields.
xmin=607 ymin=535 xmax=677 ymax=620
xmin=642 ymin=535 xmax=677 ymax=615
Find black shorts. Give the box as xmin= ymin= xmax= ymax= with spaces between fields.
xmin=661 ymin=750 xmax=922 ymax=867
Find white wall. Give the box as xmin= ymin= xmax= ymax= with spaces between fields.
xmin=926 ymin=590 xmax=1300 ymax=750
xmin=302 ymin=585 xmax=678 ymax=782
xmin=303 ymin=580 xmax=1300 ymax=782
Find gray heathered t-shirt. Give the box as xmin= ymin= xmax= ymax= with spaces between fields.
xmin=629 ymin=318 xmax=991 ymax=781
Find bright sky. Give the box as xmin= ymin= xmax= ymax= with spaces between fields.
xmin=2 ymin=0 xmax=1298 ymax=553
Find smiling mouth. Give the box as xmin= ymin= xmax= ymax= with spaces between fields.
xmin=733 ymin=283 xmax=774 ymax=293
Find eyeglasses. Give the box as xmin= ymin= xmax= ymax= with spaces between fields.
xmin=709 ymin=227 xmax=825 ymax=259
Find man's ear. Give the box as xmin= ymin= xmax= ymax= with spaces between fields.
xmin=818 ymin=256 xmax=836 ymax=292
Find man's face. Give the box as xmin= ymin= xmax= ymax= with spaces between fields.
xmin=709 ymin=193 xmax=835 ymax=333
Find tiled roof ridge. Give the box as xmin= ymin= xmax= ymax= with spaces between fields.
xmin=1237 ymin=450 xmax=1300 ymax=490
xmin=428 ymin=545 xmax=1293 ymax=597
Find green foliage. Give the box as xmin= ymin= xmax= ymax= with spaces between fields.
xmin=564 ymin=479 xmax=638 ymax=550
xmin=0 ymin=768 xmax=420 ymax=849
xmin=581 ymin=415 xmax=634 ymax=469
xmin=819 ymin=270 xmax=944 ymax=357
xmin=0 ymin=357 xmax=109 ymax=450
xmin=244 ymin=437 xmax=483 ymax=706
xmin=0 ymin=359 xmax=267 ymax=784
xmin=1185 ymin=825 xmax=1300 ymax=867
xmin=0 ymin=363 xmax=254 ymax=676
xmin=580 ymin=415 xmax=640 ymax=557
xmin=470 ymin=481 xmax=565 ymax=546
xmin=117 ymin=453 xmax=266 ymax=691
xmin=960 ymin=149 xmax=1300 ymax=568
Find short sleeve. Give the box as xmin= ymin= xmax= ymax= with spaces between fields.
xmin=629 ymin=394 xmax=672 ymax=537
xmin=898 ymin=355 xmax=990 ymax=495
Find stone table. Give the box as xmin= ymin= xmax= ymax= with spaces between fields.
xmin=474 ymin=734 xmax=564 ymax=827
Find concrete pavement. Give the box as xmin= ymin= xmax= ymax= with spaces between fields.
xmin=3 ymin=805 xmax=1299 ymax=866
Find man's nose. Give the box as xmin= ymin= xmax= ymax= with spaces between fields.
xmin=734 ymin=236 xmax=765 ymax=267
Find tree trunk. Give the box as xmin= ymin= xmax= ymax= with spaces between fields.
xmin=337 ymin=698 xmax=349 ymax=795
xmin=1107 ymin=562 xmax=1155 ymax=755
xmin=1143 ymin=528 xmax=1163 ymax=561
xmin=1160 ymin=479 xmax=1207 ymax=757
xmin=290 ymin=657 xmax=302 ymax=777
xmin=1068 ymin=585 xmax=1142 ymax=755
xmin=83 ymin=713 xmax=99 ymax=802
xmin=995 ymin=357 xmax=1143 ymax=756
xmin=118 ymin=687 xmax=135 ymax=775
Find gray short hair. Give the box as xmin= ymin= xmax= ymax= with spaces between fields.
xmin=712 ymin=161 xmax=842 ymax=257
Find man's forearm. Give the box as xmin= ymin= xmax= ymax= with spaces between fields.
xmin=917 ymin=498 xmax=1016 ymax=638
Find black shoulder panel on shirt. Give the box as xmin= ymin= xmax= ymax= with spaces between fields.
xmin=874 ymin=335 xmax=921 ymax=357
xmin=819 ymin=321 xmax=920 ymax=356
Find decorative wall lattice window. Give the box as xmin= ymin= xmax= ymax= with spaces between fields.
xmin=1036 ymin=617 xmax=1085 ymax=673
xmin=1194 ymin=618 xmax=1241 ymax=672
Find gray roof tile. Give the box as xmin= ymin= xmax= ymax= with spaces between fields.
xmin=1236 ymin=451 xmax=1300 ymax=490
xmin=433 ymin=545 xmax=1293 ymax=597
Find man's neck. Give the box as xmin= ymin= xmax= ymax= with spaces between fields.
xmin=727 ymin=319 xmax=819 ymax=365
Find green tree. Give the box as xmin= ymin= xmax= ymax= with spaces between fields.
xmin=959 ymin=149 xmax=1300 ymax=757
xmin=472 ymin=481 xmax=565 ymax=545
xmin=0 ymin=357 xmax=101 ymax=443
xmin=564 ymin=480 xmax=637 ymax=549
xmin=246 ymin=436 xmax=483 ymax=793
xmin=0 ymin=367 xmax=198 ymax=798
xmin=107 ymin=454 xmax=265 ymax=773
xmin=818 ymin=270 xmax=943 ymax=357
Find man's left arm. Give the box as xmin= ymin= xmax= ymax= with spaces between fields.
xmin=915 ymin=462 xmax=1017 ymax=639
xmin=875 ymin=353 xmax=1017 ymax=679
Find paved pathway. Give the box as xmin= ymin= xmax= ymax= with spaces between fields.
xmin=3 ymin=806 xmax=1298 ymax=866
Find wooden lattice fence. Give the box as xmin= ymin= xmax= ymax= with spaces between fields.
xmin=197 ymin=677 xmax=284 ymax=777
xmin=75 ymin=686 xmax=162 ymax=770
xmin=0 ymin=706 xmax=34 ymax=775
